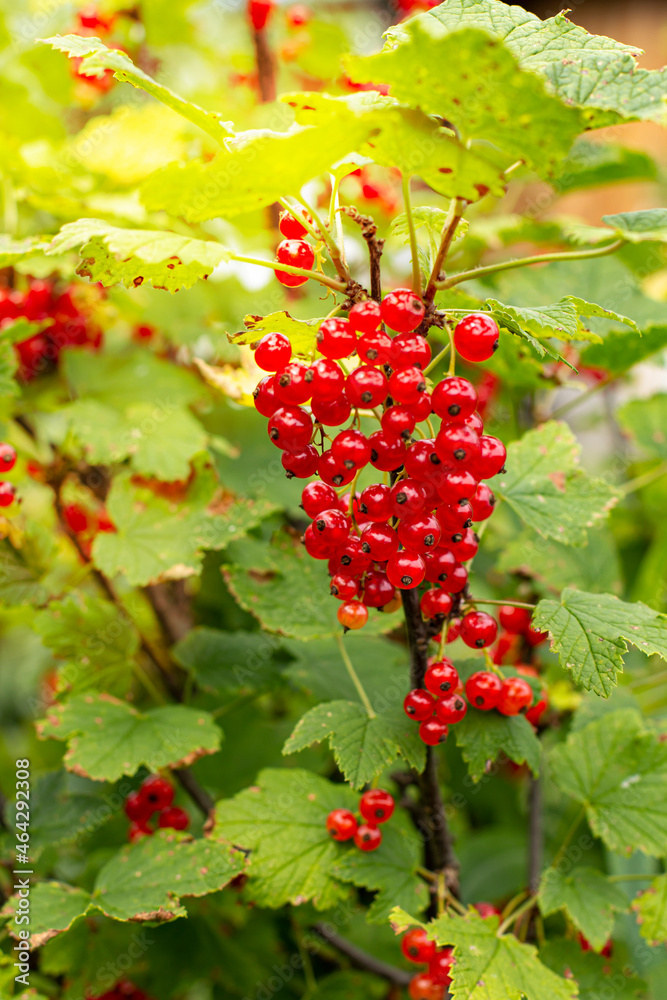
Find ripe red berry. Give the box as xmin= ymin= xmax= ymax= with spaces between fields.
xmin=409 ymin=391 xmax=433 ymax=423
xmin=368 ymin=430 xmax=406 ymax=472
xmin=392 ymin=332 xmax=432 ymax=370
xmin=363 ymin=570 xmax=396 ymax=608
xmin=124 ymin=790 xmax=152 ymax=823
xmin=326 ymin=808 xmax=358 ymax=841
xmin=402 ymin=928 xmax=436 ymax=964
xmin=397 ymin=514 xmax=441 ymax=553
xmin=360 ymin=522 xmax=399 ymax=561
xmin=311 ymin=393 xmax=352 ymax=426
xmin=346 ymin=366 xmax=389 ymax=407
xmin=425 ymin=659 xmax=459 ymax=697
xmin=128 ymin=821 xmax=150 ymax=843
xmin=474 ymin=902 xmax=501 ymax=918
xmin=279 ymin=209 xmax=308 ymax=239
xmin=357 ymin=329 xmax=393 ymax=366
xmin=63 ymin=503 xmax=90 ymax=534
xmin=404 ymin=688 xmax=435 ymax=721
xmin=331 ymin=428 xmax=371 ymax=470
xmin=497 ymin=676 xmax=534 ymax=716
xmin=337 ymin=535 xmax=371 ymax=575
xmin=282 ymin=445 xmax=319 ymax=479
xmin=526 ymin=624 xmax=548 ymax=646
xmin=453 ymin=313 xmax=500 ymax=363
xmin=301 ymin=481 xmax=338 ymax=518
xmin=389 ymin=478 xmax=427 ymax=517
xmin=470 ymin=483 xmax=496 ymax=521
xmin=314 ymin=508 xmax=350 ymax=545
xmin=472 ymin=435 xmax=506 ymax=479
xmin=0 ymin=443 xmax=17 ymax=472
xmin=158 ymin=806 xmax=190 ymax=830
xmin=404 ymin=439 xmax=441 ymax=480
xmin=386 ymin=550 xmax=425 ymax=590
xmin=318 ymin=450 xmax=355 ymax=487
xmin=338 ymin=600 xmax=369 ymax=630
xmin=420 ymin=588 xmax=453 ymax=619
xmin=498 ymin=605 xmax=533 ymax=634
xmin=408 ymin=973 xmax=445 ymax=1000
xmin=0 ymin=482 xmax=17 ymax=507
xmin=268 ymin=405 xmax=313 ymax=450
xmin=450 ymin=528 xmax=479 ymax=562
xmin=317 ymin=318 xmax=357 ymax=360
xmin=275 ymin=238 xmax=314 ymax=286
xmin=429 ymin=948 xmax=454 ymax=985
xmin=349 ymin=299 xmax=382 ymax=335
xmin=464 ymin=411 xmax=485 ymax=434
xmin=465 ymin=671 xmax=503 ymax=710
xmin=382 ymin=405 xmax=416 ymax=439
xmin=440 ymin=563 xmax=468 ymax=594
xmin=303 ymin=523 xmax=338 ymax=559
xmin=253 ymin=375 xmax=280 ymax=417
xmin=330 ymin=573 xmax=359 ymax=600
xmin=359 ymin=483 xmax=393 ymax=522
xmin=381 ymin=288 xmax=425 ymax=333
xmin=435 ymin=692 xmax=468 ymax=724
xmin=435 ymin=500 xmax=473 ymax=532
xmin=460 ymin=611 xmax=498 ymax=649
xmin=526 ymin=692 xmax=548 ymax=726
xmin=274 ymin=362 xmax=313 ymax=405
xmin=435 ymin=423 xmax=480 ymax=467
xmin=388 ymin=366 xmax=427 ymax=406
xmin=310 ymin=359 xmax=345 ymax=401
xmin=424 ymin=548 xmax=457 ymax=585
xmin=248 ymin=0 xmax=275 ymax=30
xmin=254 ymin=332 xmax=292 ymax=371
xmin=419 ymin=718 xmax=449 ymax=746
xmin=359 ymin=788 xmax=394 ymax=824
xmin=141 ymin=775 xmax=174 ymax=812
xmin=438 ymin=469 xmax=478 ymax=506
xmin=354 ymin=823 xmax=382 ymax=851
xmin=431 ymin=376 xmax=478 ymax=421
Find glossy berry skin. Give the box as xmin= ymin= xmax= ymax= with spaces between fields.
xmin=460 ymin=611 xmax=498 ymax=649
xmin=436 ymin=500 xmax=473 ymax=532
xmin=419 ymin=718 xmax=449 ymax=746
xmin=435 ymin=692 xmax=468 ymax=724
xmin=313 ymin=509 xmax=349 ymax=545
xmin=454 ymin=313 xmax=500 ymax=363
xmin=326 ymin=808 xmax=358 ymax=841
xmin=254 ymin=332 xmax=292 ymax=372
xmin=438 ymin=469 xmax=478 ymax=505
xmin=420 ymin=588 xmax=453 ymax=619
xmin=337 ymin=535 xmax=371 ymax=575
xmin=158 ymin=806 xmax=190 ymax=830
xmin=425 ymin=659 xmax=459 ymax=697
xmin=282 ymin=445 xmax=319 ymax=478
xmin=392 ymin=332 xmax=432 ymax=370
xmin=368 ymin=430 xmax=406 ymax=472
xmin=274 ymin=362 xmax=313 ymax=405
xmin=141 ymin=775 xmax=174 ymax=812
xmin=397 ymin=514 xmax=441 ymax=553
xmin=268 ymin=406 xmax=312 ymax=450
xmin=388 ymin=366 xmax=427 ymax=405
xmin=382 ymin=405 xmax=416 ymax=439
xmin=404 ymin=688 xmax=435 ymax=721
xmin=390 ymin=478 xmax=427 ymax=517
xmin=381 ymin=288 xmax=425 ymax=333
xmin=465 ymin=411 xmax=485 ymax=435
xmin=526 ymin=693 xmax=548 ymax=726
xmin=357 ymin=330 xmax=393 ymax=366
xmin=0 ymin=482 xmax=16 ymax=507
xmin=0 ymin=443 xmax=16 ymax=472
xmin=429 ymin=948 xmax=454 ymax=985
xmin=404 ymin=439 xmax=441 ymax=480
xmin=346 ymin=365 xmax=389 ymax=408
xmin=363 ymin=570 xmax=396 ymax=608
xmin=498 ymin=605 xmax=533 ymax=634
xmin=431 ymin=376 xmax=478 ymax=421
xmin=359 ymin=483 xmax=393 ymax=522
xmin=318 ymin=450 xmax=355 ymax=488
xmin=450 ymin=528 xmax=479 ymax=562
xmin=497 ymin=676 xmax=534 ymax=716
xmin=275 ymin=239 xmax=314 ymax=284
xmin=424 ymin=549 xmax=456 ymax=586
xmin=301 ymin=481 xmax=338 ymax=518
xmin=248 ymin=0 xmax=275 ymax=30
xmin=317 ymin=318 xmax=357 ymax=360
xmin=354 ymin=823 xmax=382 ymax=851
xmin=330 ymin=573 xmax=359 ymax=600
xmin=360 ymin=522 xmax=399 ymax=561
xmin=402 ymin=927 xmax=436 ymax=964
xmin=435 ymin=423 xmax=480 ymax=467
xmin=303 ymin=523 xmax=337 ymax=559
xmin=311 ymin=393 xmax=352 ymax=427
xmin=332 ymin=428 xmax=371 ymax=470
xmin=337 ymin=601 xmax=368 ymax=631
xmin=310 ymin=358 xmax=345 ymax=401
xmin=441 ymin=563 xmax=468 ymax=594
xmin=473 ymin=435 xmax=506 ymax=479
xmin=279 ymin=210 xmax=308 ymax=239
xmin=408 ymin=973 xmax=445 ymax=1000
xmin=526 ymin=624 xmax=548 ymax=647
xmin=349 ymin=299 xmax=382 ymax=335
xmin=124 ymin=790 xmax=152 ymax=823
xmin=64 ymin=503 xmax=90 ymax=534
xmin=471 ymin=483 xmax=496 ymax=521
xmin=386 ymin=550 xmax=426 ymax=590
xmin=253 ymin=375 xmax=280 ymax=417
xmin=465 ymin=671 xmax=503 ymax=710
xmin=474 ymin=902 xmax=501 ymax=918
xmin=360 ymin=788 xmax=394 ymax=824
xmin=409 ymin=391 xmax=433 ymax=423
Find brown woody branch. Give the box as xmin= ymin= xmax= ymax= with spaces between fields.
xmin=313 ymin=923 xmax=411 ymax=986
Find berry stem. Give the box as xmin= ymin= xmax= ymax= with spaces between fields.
xmin=297 ymin=193 xmax=349 ymax=282
xmin=422 ymin=342 xmax=451 ymax=377
xmin=619 ymin=461 xmax=667 ymax=496
xmin=335 ymin=633 xmax=377 ymax=718
xmin=550 ymin=805 xmax=587 ymax=868
xmin=446 ymin=323 xmax=456 ymax=377
xmin=423 ymin=197 xmax=467 ymax=305
xmin=438 ymin=239 xmax=625 ymax=290
xmin=278 ymin=197 xmax=325 ymax=245
xmin=328 ymin=173 xmax=348 ymax=269
xmin=496 ymin=894 xmax=537 ymax=936
xmin=401 ymin=173 xmax=422 ymax=297
xmin=231 ymin=253 xmax=347 ymax=292
xmin=471 ymin=599 xmax=537 ymax=610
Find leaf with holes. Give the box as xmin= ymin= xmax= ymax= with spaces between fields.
xmin=232 ymin=311 xmax=323 ymax=358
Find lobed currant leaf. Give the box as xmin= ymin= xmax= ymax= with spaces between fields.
xmin=538 ymin=867 xmax=628 ymax=951
xmin=453 ymin=705 xmax=541 ymax=782
xmin=632 ymin=873 xmax=667 ymax=945
xmin=618 ymin=393 xmax=667 ymax=461
xmin=554 ymin=140 xmax=657 ymax=194
xmin=581 ymin=323 xmax=667 ymax=376
xmin=231 ymin=310 xmax=323 ymax=358
xmin=540 ymin=940 xmax=647 ymax=999
xmin=496 ymin=527 xmax=622 ymax=597
xmin=173 ymin=627 xmax=286 ymax=695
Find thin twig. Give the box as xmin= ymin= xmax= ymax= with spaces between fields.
xmin=528 ymin=776 xmax=543 ymax=895
xmin=402 ymin=174 xmax=421 ymax=296
xmin=335 ymin=634 xmax=376 ymax=718
xmin=312 ymin=924 xmax=411 ymax=986
xmin=339 ymin=206 xmax=384 ymax=302
xmin=423 ymin=197 xmax=466 ymax=304
xmin=251 ymin=27 xmax=276 ymax=102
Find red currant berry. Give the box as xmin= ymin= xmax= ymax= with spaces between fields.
xmin=388 ymin=366 xmax=427 ymax=405
xmin=63 ymin=503 xmax=90 ymax=534
xmin=382 ymin=405 xmax=416 ymax=439
xmin=128 ymin=821 xmax=150 ymax=843
xmin=397 ymin=514 xmax=441 ymax=553
xmin=349 ymin=299 xmax=382 ymax=335
xmin=311 ymin=393 xmax=352 ymax=426
xmin=402 ymin=928 xmax=436 ymax=964
xmin=314 ymin=508 xmax=350 ymax=545
xmin=253 ymin=375 xmax=280 ymax=417
xmin=354 ymin=823 xmax=382 ymax=851
xmin=431 ymin=375 xmax=478 ymax=421
xmin=360 ymin=522 xmax=399 ymax=561
xmin=429 ymin=948 xmax=454 ymax=985
xmin=450 ymin=528 xmax=479 ymax=562
xmin=408 ymin=974 xmax=445 ymax=1000
xmin=498 ymin=605 xmax=533 ymax=634
xmin=301 ymin=481 xmax=338 ymax=518
xmin=248 ymin=0 xmax=275 ymax=30
xmin=275 ymin=238 xmax=315 ymax=286
xmin=337 ymin=535 xmax=372 ymax=575
xmin=454 ymin=313 xmax=500 ymax=363
xmin=326 ymin=808 xmax=358 ymax=841
xmin=331 ymin=428 xmax=371 ymax=470
xmin=460 ymin=611 xmax=498 ymax=648
xmin=310 ymin=359 xmax=345 ymax=401
xmin=359 ymin=788 xmax=394 ymax=824
xmin=389 ymin=478 xmax=427 ymax=517
xmin=282 ymin=445 xmax=319 ymax=478
xmin=392 ymin=332 xmax=432 ymax=370
xmin=425 ymin=659 xmax=459 ymax=697
xmin=404 ymin=439 xmax=441 ymax=480
xmin=409 ymin=391 xmax=433 ymax=423
xmin=424 ymin=548 xmax=456 ymax=585
xmin=465 ymin=670 xmax=503 ymax=710
xmin=435 ymin=692 xmax=467 ymax=724
xmin=404 ymin=688 xmax=435 ymax=721
xmin=440 ymin=563 xmax=468 ymax=594
xmin=0 ymin=482 xmax=16 ymax=507
xmin=345 ymin=366 xmax=389 ymax=407
xmin=268 ymin=406 xmax=313 ymax=450
xmin=526 ymin=624 xmax=548 ymax=646
xmin=470 ymin=483 xmax=496 ymax=521
xmin=303 ymin=523 xmax=338 ymax=559
xmin=420 ymin=588 xmax=453 ymax=619
xmin=317 ymin=318 xmax=357 ymax=360
xmin=464 ymin=411 xmax=485 ymax=434
xmin=446 ymin=617 xmax=462 ymax=642
xmin=435 ymin=424 xmax=480 ymax=467
xmin=386 ymin=549 xmax=425 ymax=590
xmin=279 ymin=210 xmax=308 ymax=239
xmin=497 ymin=676 xmax=533 ymax=716
xmin=472 ymin=435 xmax=506 ymax=479
xmin=526 ymin=692 xmax=548 ymax=726
xmin=124 ymin=791 xmax=152 ymax=823
xmin=438 ymin=469 xmax=478 ymax=505
xmin=381 ymin=288 xmax=425 ymax=333
xmin=330 ymin=573 xmax=359 ymax=600
xmin=368 ymin=430 xmax=406 ymax=472
xmin=474 ymin=902 xmax=501 ymax=918
xmin=419 ymin=718 xmax=449 ymax=746
xmin=158 ymin=806 xmax=190 ymax=830
xmin=357 ymin=330 xmax=393 ymax=366
xmin=141 ymin=775 xmax=174 ymax=812
xmin=0 ymin=443 xmax=17 ymax=472
xmin=338 ymin=600 xmax=368 ymax=631
xmin=318 ymin=450 xmax=355 ymax=487
xmin=274 ymin=362 xmax=313 ymax=405
xmin=254 ymin=332 xmax=292 ymax=371
xmin=359 ymin=483 xmax=393 ymax=522
xmin=362 ymin=570 xmax=396 ymax=608
xmin=435 ymin=500 xmax=473 ymax=532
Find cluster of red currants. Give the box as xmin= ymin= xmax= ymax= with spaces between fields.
xmin=98 ymin=983 xmax=150 ymax=1000
xmin=253 ymin=282 xmax=503 ymax=633
xmin=63 ymin=502 xmax=116 ymax=555
xmin=0 ymin=279 xmax=102 ymax=381
xmin=123 ymin=775 xmax=189 ymax=842
xmin=70 ymin=6 xmax=119 ymax=92
xmin=401 ymin=928 xmax=454 ymax=1000
xmin=0 ymin=442 xmax=18 ymax=509
xmin=272 ymin=210 xmax=318 ymax=287
xmin=326 ymin=788 xmax=394 ymax=852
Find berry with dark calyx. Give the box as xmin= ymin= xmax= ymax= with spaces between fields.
xmin=318 ymin=450 xmax=355 ymax=487
xmin=330 ymin=573 xmax=359 ymax=600
xmin=498 ymin=605 xmax=533 ymax=634
xmin=141 ymin=775 xmax=174 ymax=812
xmin=397 ymin=513 xmax=441 ymax=553
xmin=404 ymin=688 xmax=435 ymax=721
xmin=404 ymin=439 xmax=441 ymax=480
xmin=359 ymin=788 xmax=394 ymax=824
xmin=275 ymin=238 xmax=314 ymax=286
xmin=425 ymin=659 xmax=459 ymax=697
xmin=301 ymin=481 xmax=338 ymax=518
xmin=389 ymin=478 xmax=427 ymax=517
xmin=303 ymin=523 xmax=338 ymax=559
xmin=402 ymin=927 xmax=436 ymax=964
xmin=310 ymin=358 xmax=345 ymax=401
xmin=311 ymin=392 xmax=352 ymax=426
xmin=337 ymin=600 xmax=369 ymax=631
xmin=124 ymin=790 xmax=152 ymax=823
xmin=453 ymin=313 xmax=500 ymax=363
xmin=465 ymin=671 xmax=503 ymax=710
xmin=429 ymin=948 xmax=454 ymax=985
xmin=279 ymin=209 xmax=308 ymax=239
xmin=441 ymin=562 xmax=468 ymax=594
xmin=360 ymin=522 xmax=399 ymax=561
xmin=254 ymin=332 xmax=292 ymax=371
xmin=331 ymin=428 xmax=371 ymax=470
xmin=345 ymin=365 xmax=389 ymax=408
xmin=354 ymin=823 xmax=382 ymax=851
xmin=0 ymin=444 xmax=16 ymax=472
xmin=337 ymin=535 xmax=372 ymax=575
xmin=268 ymin=406 xmax=313 ymax=450
xmin=368 ymin=430 xmax=406 ymax=472
xmin=253 ymin=375 xmax=280 ymax=417
xmin=314 ymin=508 xmax=349 ymax=545
xmin=317 ymin=318 xmax=357 ymax=360
xmin=472 ymin=435 xmax=506 ymax=479
xmin=392 ymin=331 xmax=432 ymax=370
xmin=526 ymin=624 xmax=548 ymax=647
xmin=0 ymin=482 xmax=16 ymax=507
xmin=450 ymin=528 xmax=479 ymax=562
xmin=460 ymin=611 xmax=498 ymax=649
xmin=470 ymin=482 xmax=496 ymax=521
xmin=435 ymin=692 xmax=467 ymax=724
xmin=282 ymin=445 xmax=319 ymax=478
xmin=382 ymin=405 xmax=416 ymax=439
xmin=326 ymin=808 xmax=358 ymax=841
xmin=497 ymin=676 xmax=533 ymax=716
xmin=435 ymin=499 xmax=473 ymax=532
xmin=274 ymin=361 xmax=313 ymax=405
xmin=363 ymin=570 xmax=396 ymax=608
xmin=349 ymin=299 xmax=382 ymax=335
xmin=359 ymin=483 xmax=393 ymax=522
xmin=435 ymin=423 xmax=480 ymax=467
xmin=424 ymin=548 xmax=456 ymax=585
xmin=431 ymin=376 xmax=478 ymax=421
xmin=408 ymin=973 xmax=445 ymax=1000
xmin=438 ymin=469 xmax=479 ymax=506
xmin=357 ymin=330 xmax=393 ymax=366
xmin=381 ymin=288 xmax=425 ymax=333
xmin=158 ymin=806 xmax=190 ymax=830
xmin=420 ymin=588 xmax=453 ymax=619
xmin=388 ymin=366 xmax=427 ymax=406
xmin=386 ymin=549 xmax=425 ymax=590
xmin=419 ymin=718 xmax=449 ymax=746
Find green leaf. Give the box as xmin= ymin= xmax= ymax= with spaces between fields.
xmin=533 ymin=588 xmax=667 ymax=696
xmin=48 ymin=220 xmax=230 ymax=293
xmin=495 ymin=422 xmax=619 ymax=547
xmin=40 ymin=35 xmax=232 ymax=143
xmin=603 ymin=209 xmax=667 ymax=243
xmin=213 ymin=768 xmax=356 ymax=910
xmin=11 ymin=771 xmax=114 ymax=849
xmin=36 ymin=694 xmax=221 ymax=781
xmin=62 ymin=346 xmax=203 ymax=411
xmin=283 ymin=700 xmax=425 ymax=789
xmin=0 ymin=234 xmax=52 ymax=267
xmin=0 ymin=537 xmax=51 ymax=606
xmin=618 ymin=394 xmax=667 ymax=461
xmin=332 ymin=821 xmax=428 ymax=923
xmin=232 ymin=310 xmax=323 ymax=358
xmin=1 ymin=882 xmax=91 ymax=950
xmin=390 ymin=909 xmax=578 ymax=1000
xmin=173 ymin=627 xmax=284 ymax=694
xmin=554 ymin=140 xmax=657 ymax=194
xmin=496 ymin=527 xmax=622 ymax=596
xmin=581 ymin=323 xmax=667 ymax=375
xmin=454 ymin=709 xmax=542 ymax=782
xmin=540 ymin=940 xmax=646 ymax=1000
xmin=283 ymin=634 xmax=408 ymax=704
xmin=488 ymin=297 xmax=637 ymax=350
xmin=345 ymin=26 xmax=583 ymax=178
xmin=538 ymin=867 xmax=628 ymax=950
xmin=550 ymin=709 xmax=667 ymax=856
xmin=632 ymin=873 xmax=667 ymax=945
